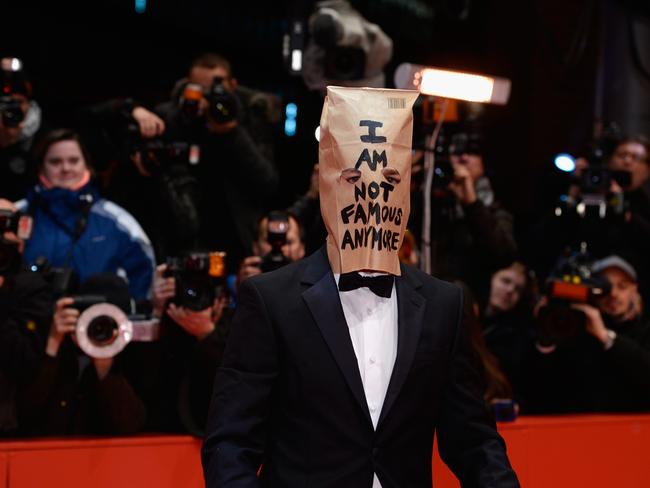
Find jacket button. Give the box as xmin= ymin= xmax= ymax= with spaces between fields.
xmin=372 ymin=447 xmax=379 ymax=457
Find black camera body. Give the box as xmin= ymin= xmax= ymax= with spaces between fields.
xmin=30 ymin=257 xmax=78 ymax=298
xmin=0 ymin=209 xmax=32 ymax=275
xmin=206 ymin=77 xmax=239 ymax=124
xmin=0 ymin=209 xmax=32 ymax=239
xmin=0 ymin=96 xmax=25 ymax=128
xmin=125 ymin=123 xmax=197 ymax=173
xmin=165 ymin=252 xmax=226 ymax=311
xmin=260 ymin=212 xmax=292 ymax=273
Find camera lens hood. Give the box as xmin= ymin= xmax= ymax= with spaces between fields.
xmin=76 ymin=303 xmax=133 ymax=359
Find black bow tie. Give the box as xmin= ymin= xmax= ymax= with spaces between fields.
xmin=338 ymin=272 xmax=394 ymax=298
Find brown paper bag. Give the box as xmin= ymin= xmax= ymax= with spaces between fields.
xmin=319 ymin=86 xmax=419 ymax=275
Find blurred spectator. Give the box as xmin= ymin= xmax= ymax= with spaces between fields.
xmin=18 ymin=273 xmax=146 ymax=436
xmin=0 ymin=199 xmax=53 ymax=436
xmin=410 ymin=131 xmax=517 ymax=298
xmin=458 ymin=282 xmax=514 ymax=413
xmin=156 ymin=52 xmax=280 ymax=270
xmin=16 ymin=129 xmax=155 ymax=300
xmin=78 ymin=98 xmax=201 ymax=261
xmin=482 ymin=262 xmax=536 ymax=408
xmin=135 ymin=263 xmax=231 ymax=434
xmin=0 ymin=58 xmax=46 ymax=201
xmin=237 ymin=211 xmax=305 ymax=287
xmin=607 ymin=135 xmax=650 ymax=298
xmin=287 ymin=163 xmax=327 ymax=255
xmin=526 ymin=255 xmax=650 ymax=413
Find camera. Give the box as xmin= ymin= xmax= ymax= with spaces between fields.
xmin=178 ymin=83 xmax=204 ymax=121
xmin=206 ymin=77 xmax=239 ymax=124
xmin=303 ymin=0 xmax=392 ymax=89
xmin=165 ymin=251 xmax=226 ymax=311
xmin=426 ymin=131 xmax=483 ymax=196
xmin=30 ymin=257 xmax=78 ymax=297
xmin=68 ymin=295 xmax=159 ymax=359
xmin=557 ymin=135 xmax=631 ymax=222
xmin=125 ymin=123 xmax=199 ymax=173
xmin=0 ymin=209 xmax=32 ymax=239
xmin=537 ymin=249 xmax=611 ymax=342
xmin=0 ymin=96 xmax=25 ymax=128
xmin=260 ymin=212 xmax=292 ymax=273
xmin=0 ymin=210 xmax=33 ymax=275
xmin=0 ymin=57 xmax=29 ymax=128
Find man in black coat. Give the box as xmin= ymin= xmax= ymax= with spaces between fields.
xmin=202 ymin=87 xmax=518 ymax=487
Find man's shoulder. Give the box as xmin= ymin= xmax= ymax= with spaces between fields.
xmin=244 ymin=258 xmax=310 ymax=296
xmin=402 ymin=263 xmax=462 ymax=299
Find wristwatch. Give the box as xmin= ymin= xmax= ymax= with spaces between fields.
xmin=603 ymin=329 xmax=617 ymax=351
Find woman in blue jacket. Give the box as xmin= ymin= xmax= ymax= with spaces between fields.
xmin=16 ymin=129 xmax=155 ymax=300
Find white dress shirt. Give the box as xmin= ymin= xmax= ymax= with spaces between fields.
xmin=334 ymin=272 xmax=398 ymax=488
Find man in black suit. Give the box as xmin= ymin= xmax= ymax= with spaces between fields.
xmin=202 ymin=87 xmax=518 ymax=487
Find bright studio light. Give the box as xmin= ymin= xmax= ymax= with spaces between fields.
xmin=394 ymin=63 xmax=511 ymax=105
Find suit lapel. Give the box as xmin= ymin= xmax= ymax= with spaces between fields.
xmin=377 ymin=265 xmax=425 ymax=429
xmin=301 ymin=249 xmax=373 ymax=428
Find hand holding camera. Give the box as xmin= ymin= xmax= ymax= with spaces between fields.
xmin=131 ymin=106 xmax=165 ymax=139
xmin=166 ymin=301 xmax=226 ymax=340
xmin=47 ymin=297 xmax=79 ymax=357
xmin=570 ymin=303 xmax=609 ymax=345
xmin=448 ymin=160 xmax=478 ymax=205
xmin=237 ymin=256 xmax=263 ymax=286
xmin=154 ymin=253 xmax=228 ymax=339
xmin=152 ymin=264 xmax=176 ymax=317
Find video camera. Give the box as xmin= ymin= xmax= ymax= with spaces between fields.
xmin=67 ymin=294 xmax=159 ymax=359
xmin=303 ymin=0 xmax=392 ymax=89
xmin=0 ymin=209 xmax=32 ymax=275
xmin=260 ymin=211 xmax=292 ymax=273
xmin=556 ymin=133 xmax=631 ymax=222
xmin=537 ymin=247 xmax=611 ymax=343
xmin=165 ymin=251 xmax=226 ymax=311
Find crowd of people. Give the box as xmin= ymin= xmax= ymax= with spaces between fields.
xmin=1 ymin=50 xmax=650 ymax=439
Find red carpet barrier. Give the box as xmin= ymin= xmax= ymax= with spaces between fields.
xmin=0 ymin=414 xmax=649 ymax=487
xmin=434 ymin=414 xmax=650 ymax=488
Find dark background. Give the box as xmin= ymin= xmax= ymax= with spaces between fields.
xmin=3 ymin=0 xmax=650 ymax=227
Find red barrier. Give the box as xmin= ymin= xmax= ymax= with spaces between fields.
xmin=434 ymin=414 xmax=650 ymax=488
xmin=0 ymin=414 xmax=649 ymax=487
xmin=0 ymin=436 xmax=204 ymax=488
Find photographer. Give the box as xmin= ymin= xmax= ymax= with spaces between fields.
xmin=78 ymin=97 xmax=201 ymax=260
xmin=16 ymin=129 xmax=155 ymax=300
xmin=412 ymin=132 xmax=517 ymax=297
xmin=139 ymin=259 xmax=231 ymax=434
xmin=607 ymin=136 xmax=650 ymax=297
xmin=287 ymin=164 xmax=328 ymax=255
xmin=525 ymin=256 xmax=650 ymax=413
xmin=0 ymin=199 xmax=53 ymax=436
xmin=156 ymin=53 xmax=279 ymax=270
xmin=0 ymin=58 xmax=46 ymax=201
xmin=18 ymin=273 xmax=147 ymax=436
xmin=526 ymin=134 xmax=650 ymax=298
xmin=237 ymin=211 xmax=306 ymax=286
